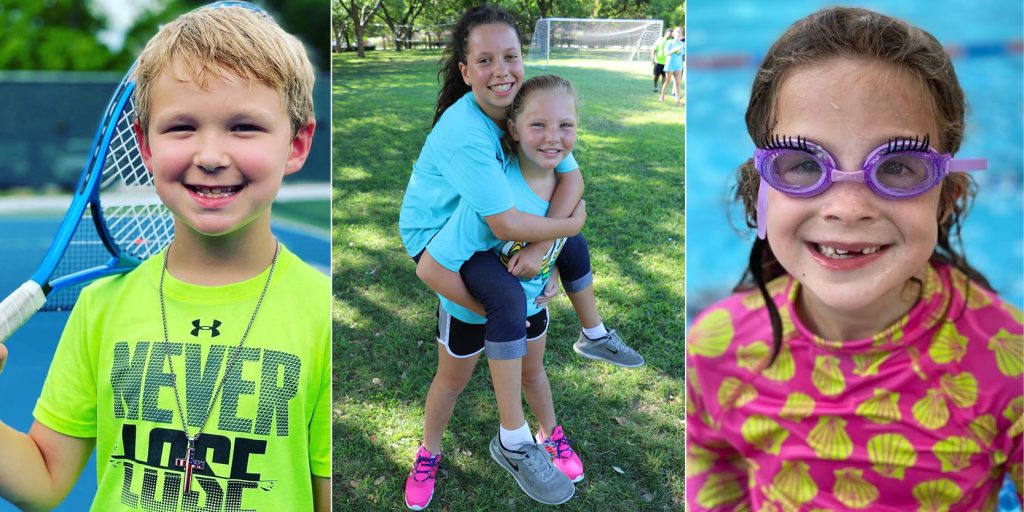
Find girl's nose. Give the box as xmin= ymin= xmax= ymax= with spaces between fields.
xmin=818 ymin=181 xmax=880 ymax=225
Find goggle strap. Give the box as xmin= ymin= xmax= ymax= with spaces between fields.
xmin=949 ymin=158 xmax=987 ymax=172
xmin=757 ymin=178 xmax=767 ymax=240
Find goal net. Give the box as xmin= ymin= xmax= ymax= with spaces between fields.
xmin=526 ymin=18 xmax=664 ymax=66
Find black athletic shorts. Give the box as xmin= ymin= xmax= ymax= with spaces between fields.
xmin=653 ymin=63 xmax=666 ymax=77
xmin=437 ymin=306 xmax=549 ymax=358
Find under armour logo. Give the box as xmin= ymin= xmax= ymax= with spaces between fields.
xmin=191 ymin=319 xmax=221 ymax=337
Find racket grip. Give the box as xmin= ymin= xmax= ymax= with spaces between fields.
xmin=0 ymin=281 xmax=46 ymax=344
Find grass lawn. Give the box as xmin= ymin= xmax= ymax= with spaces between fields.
xmin=332 ymin=50 xmax=684 ymax=510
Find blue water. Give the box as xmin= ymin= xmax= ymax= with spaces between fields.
xmin=686 ymin=1 xmax=1023 ymax=510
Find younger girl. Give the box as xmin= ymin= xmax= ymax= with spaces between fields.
xmin=405 ymin=76 xmax=585 ymax=509
xmin=686 ymin=7 xmax=1022 ymax=511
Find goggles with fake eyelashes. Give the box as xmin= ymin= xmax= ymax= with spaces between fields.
xmin=753 ymin=134 xmax=987 ymax=239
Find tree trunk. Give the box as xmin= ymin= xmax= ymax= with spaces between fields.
xmin=355 ymin=23 xmax=365 ymax=58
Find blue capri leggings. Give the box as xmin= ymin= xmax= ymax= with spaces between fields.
xmin=459 ymin=233 xmax=593 ymax=360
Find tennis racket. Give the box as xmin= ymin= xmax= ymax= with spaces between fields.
xmin=0 ymin=65 xmax=174 ymax=344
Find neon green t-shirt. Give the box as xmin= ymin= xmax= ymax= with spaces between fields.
xmin=654 ymin=36 xmax=669 ymax=65
xmin=34 ymin=245 xmax=331 ymax=511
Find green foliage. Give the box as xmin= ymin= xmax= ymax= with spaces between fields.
xmin=333 ymin=50 xmax=684 ymax=510
xmin=0 ymin=0 xmax=119 ymax=70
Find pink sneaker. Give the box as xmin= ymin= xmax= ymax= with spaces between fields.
xmin=536 ymin=425 xmax=584 ymax=483
xmin=405 ymin=445 xmax=442 ymax=510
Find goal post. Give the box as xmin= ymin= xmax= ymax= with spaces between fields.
xmin=526 ymin=18 xmax=665 ymax=67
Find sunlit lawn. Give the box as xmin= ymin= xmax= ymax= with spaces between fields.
xmin=332 ymin=49 xmax=685 ymax=511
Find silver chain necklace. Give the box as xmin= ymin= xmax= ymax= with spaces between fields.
xmin=158 ymin=241 xmax=279 ymax=495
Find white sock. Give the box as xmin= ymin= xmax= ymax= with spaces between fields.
xmin=582 ymin=323 xmax=608 ymax=340
xmin=499 ymin=422 xmax=534 ymax=450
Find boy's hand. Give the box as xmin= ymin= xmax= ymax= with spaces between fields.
xmin=507 ymin=242 xmax=552 ymax=279
xmin=0 ymin=343 xmax=7 ymax=375
xmin=535 ymin=267 xmax=561 ymax=308
xmin=570 ymin=199 xmax=587 ymax=232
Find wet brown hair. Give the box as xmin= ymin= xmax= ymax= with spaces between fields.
xmin=734 ymin=6 xmax=991 ymax=364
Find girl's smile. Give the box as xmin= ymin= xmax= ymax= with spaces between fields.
xmin=766 ymin=56 xmax=943 ymax=339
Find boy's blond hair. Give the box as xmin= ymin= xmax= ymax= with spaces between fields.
xmin=132 ymin=4 xmax=314 ymax=135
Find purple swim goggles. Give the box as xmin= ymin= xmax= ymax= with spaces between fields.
xmin=754 ymin=134 xmax=987 ymax=239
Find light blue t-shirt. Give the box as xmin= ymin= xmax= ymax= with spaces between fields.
xmin=665 ymin=39 xmax=684 ymax=72
xmin=398 ymin=91 xmax=578 ymax=257
xmin=427 ymin=157 xmax=567 ymax=324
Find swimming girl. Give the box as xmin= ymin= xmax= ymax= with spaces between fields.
xmin=686 ymin=7 xmax=1022 ymax=510
xmin=405 ymin=75 xmax=585 ymax=509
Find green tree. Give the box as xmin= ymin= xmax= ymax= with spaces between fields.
xmin=0 ymin=0 xmax=119 ymax=70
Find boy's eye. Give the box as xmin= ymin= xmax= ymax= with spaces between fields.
xmin=232 ymin=124 xmax=262 ymax=133
xmin=166 ymin=124 xmax=194 ymax=133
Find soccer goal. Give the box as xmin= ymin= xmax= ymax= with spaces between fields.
xmin=526 ymin=18 xmax=664 ymax=67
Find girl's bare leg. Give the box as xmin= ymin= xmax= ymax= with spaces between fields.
xmin=422 ymin=346 xmax=480 ymax=453
xmin=521 ymin=334 xmax=556 ymax=437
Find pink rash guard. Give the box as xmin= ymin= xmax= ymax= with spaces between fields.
xmin=686 ymin=263 xmax=1023 ymax=511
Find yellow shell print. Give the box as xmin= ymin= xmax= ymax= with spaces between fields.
xmin=950 ymin=267 xmax=992 ymax=309
xmin=851 ymin=351 xmax=892 ymax=376
xmin=1009 ymin=415 xmax=1023 ymax=438
xmin=1003 ymin=301 xmax=1024 ymax=324
xmin=987 ymin=328 xmax=1023 ymax=377
xmin=689 ymin=308 xmax=734 ymax=358
xmin=807 ymin=416 xmax=853 ymax=460
xmin=921 ymin=265 xmax=943 ymax=302
xmin=912 ymin=478 xmax=962 ymax=512
xmin=867 ymin=433 xmax=917 ymax=480
xmin=913 ymin=389 xmax=951 ymax=430
xmin=932 ymin=436 xmax=980 ymax=473
xmin=855 ymin=389 xmax=901 ymax=424
xmin=872 ymin=315 xmax=908 ymax=348
xmin=741 ymin=276 xmax=790 ymax=310
xmin=770 ymin=461 xmax=818 ymax=506
xmin=686 ymin=444 xmax=717 ymax=477
xmin=718 ymin=377 xmax=758 ymax=410
xmin=1004 ymin=396 xmax=1024 ymax=423
xmin=929 ymin=322 xmax=968 ymax=365
xmin=811 ymin=355 xmax=846 ymax=396
xmin=696 ymin=472 xmax=745 ymax=509
xmin=833 ymin=468 xmax=879 ymax=509
xmin=938 ymin=372 xmax=978 ymax=408
xmin=741 ymin=415 xmax=790 ymax=455
xmin=907 ymin=346 xmax=928 ymax=380
xmin=779 ymin=392 xmax=816 ymax=422
xmin=735 ymin=341 xmax=795 ymax=381
xmin=969 ymin=414 xmax=998 ymax=447
xmin=779 ymin=307 xmax=797 ymax=341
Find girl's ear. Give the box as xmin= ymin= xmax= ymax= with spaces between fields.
xmin=507 ymin=119 xmax=519 ymax=141
xmin=458 ymin=62 xmax=471 ymax=86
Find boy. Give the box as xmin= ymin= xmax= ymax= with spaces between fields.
xmin=0 ymin=5 xmax=330 ymax=511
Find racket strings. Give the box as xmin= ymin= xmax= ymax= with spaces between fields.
xmin=44 ymin=94 xmax=174 ymax=311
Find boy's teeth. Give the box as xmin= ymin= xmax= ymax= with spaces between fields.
xmin=817 ymin=244 xmax=881 ymax=259
xmin=193 ymin=185 xmax=240 ymax=198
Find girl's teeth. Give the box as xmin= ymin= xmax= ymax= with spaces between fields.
xmin=492 ymin=84 xmax=511 ymax=92
xmin=817 ymin=244 xmax=881 ymax=259
xmin=194 ymin=186 xmax=239 ymax=198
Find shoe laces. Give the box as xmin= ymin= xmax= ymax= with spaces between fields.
xmin=522 ymin=444 xmax=556 ymax=478
xmin=543 ymin=434 xmax=575 ymax=460
xmin=604 ymin=330 xmax=631 ymax=352
xmin=412 ymin=452 xmax=440 ymax=483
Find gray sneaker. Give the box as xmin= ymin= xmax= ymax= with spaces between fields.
xmin=573 ymin=330 xmax=644 ymax=367
xmin=489 ymin=435 xmax=575 ymax=505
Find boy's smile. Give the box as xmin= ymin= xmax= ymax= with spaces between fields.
xmin=138 ymin=59 xmax=313 ymax=239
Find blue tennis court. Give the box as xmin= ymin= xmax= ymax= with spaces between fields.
xmin=0 ymin=212 xmax=328 ymax=511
